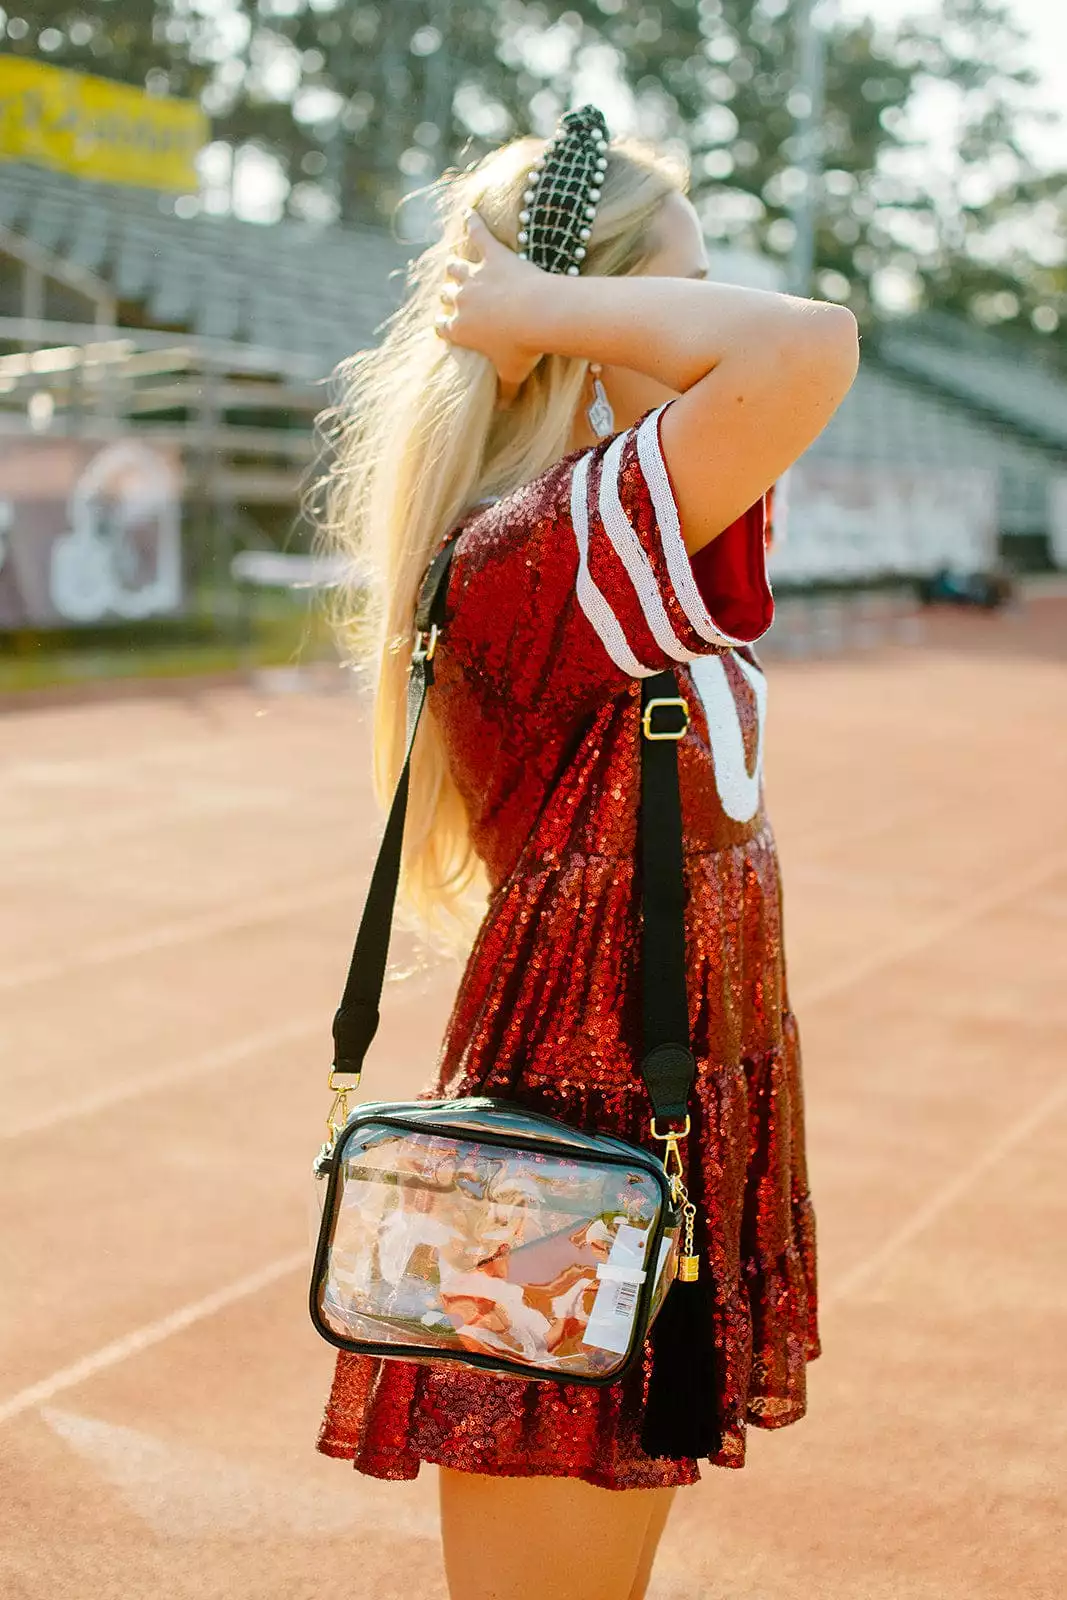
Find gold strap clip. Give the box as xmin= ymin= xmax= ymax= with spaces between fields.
xmin=649 ymin=1113 xmax=699 ymax=1282
xmin=325 ymin=1067 xmax=361 ymax=1140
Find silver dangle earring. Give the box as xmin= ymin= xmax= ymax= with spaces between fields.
xmin=586 ymin=363 xmax=615 ymax=438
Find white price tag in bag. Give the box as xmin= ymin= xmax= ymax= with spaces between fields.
xmin=582 ymin=1223 xmax=650 ymax=1355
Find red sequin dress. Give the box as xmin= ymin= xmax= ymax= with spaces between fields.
xmin=317 ymin=404 xmax=819 ymax=1490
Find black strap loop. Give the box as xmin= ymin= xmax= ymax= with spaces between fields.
xmin=331 ymin=541 xmax=695 ymax=1130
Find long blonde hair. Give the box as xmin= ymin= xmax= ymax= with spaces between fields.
xmin=318 ymin=132 xmax=686 ymax=957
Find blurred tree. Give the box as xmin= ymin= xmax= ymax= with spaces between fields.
xmin=204 ymin=2 xmax=514 ymax=225
xmin=4 ymin=1 xmax=1063 ymax=345
xmin=515 ymin=0 xmax=1063 ymax=339
xmin=883 ymin=0 xmax=1066 ymax=346
xmin=3 ymin=1 xmax=213 ymax=98
xmin=510 ymin=0 xmax=922 ymax=322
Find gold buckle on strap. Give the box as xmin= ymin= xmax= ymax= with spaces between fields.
xmin=641 ymin=696 xmax=689 ymax=741
xmin=326 ymin=1066 xmax=362 ymax=1140
xmin=412 ymin=624 xmax=439 ymax=662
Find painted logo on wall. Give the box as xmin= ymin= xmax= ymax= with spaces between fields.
xmin=0 ymin=438 xmax=183 ymax=629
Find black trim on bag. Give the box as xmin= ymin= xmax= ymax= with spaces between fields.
xmin=315 ymin=1098 xmax=678 ymax=1178
xmin=309 ymin=1103 xmax=677 ymax=1388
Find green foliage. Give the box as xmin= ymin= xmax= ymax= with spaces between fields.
xmin=7 ymin=1 xmax=212 ymax=98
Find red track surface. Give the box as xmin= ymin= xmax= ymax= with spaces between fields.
xmin=2 ymin=599 xmax=1064 ymax=1600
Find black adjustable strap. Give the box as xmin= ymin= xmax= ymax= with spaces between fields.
xmin=638 ymin=678 xmax=696 ymax=1127
xmin=331 ymin=543 xmax=696 ymax=1134
xmin=330 ymin=538 xmax=456 ymax=1077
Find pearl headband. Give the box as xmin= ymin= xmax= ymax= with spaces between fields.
xmin=517 ymin=104 xmax=610 ymax=276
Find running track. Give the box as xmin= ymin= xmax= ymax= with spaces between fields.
xmin=2 ymin=599 xmax=1064 ymax=1600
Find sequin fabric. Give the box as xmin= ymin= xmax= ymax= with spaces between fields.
xmin=317 ymin=409 xmax=818 ymax=1490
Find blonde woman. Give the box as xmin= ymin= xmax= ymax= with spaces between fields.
xmin=317 ymin=106 xmax=859 ymax=1600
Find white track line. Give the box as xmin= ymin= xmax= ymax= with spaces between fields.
xmin=3 ymin=1069 xmax=1063 ymax=1428
xmin=0 ymin=1251 xmax=307 ymax=1427
xmin=0 ymin=738 xmax=236 ymax=785
xmin=2 ymin=955 xmax=444 ymax=1140
xmin=1 ymin=851 xmax=1062 ymax=1426
xmin=825 ymin=1072 xmax=1067 ymax=1305
xmin=1 ymin=1018 xmax=321 ymax=1140
xmin=0 ymin=792 xmax=359 ymax=868
xmin=0 ymin=877 xmax=357 ymax=992
xmin=799 ymin=846 xmax=1067 ymax=1008
xmin=0 ymin=797 xmax=280 ymax=867
xmin=783 ymin=791 xmax=959 ymax=860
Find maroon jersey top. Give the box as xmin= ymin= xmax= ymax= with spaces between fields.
xmin=318 ymin=403 xmax=818 ymax=1490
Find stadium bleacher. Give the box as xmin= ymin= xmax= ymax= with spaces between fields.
xmin=876 ymin=314 xmax=1067 ymax=456
xmin=811 ymin=359 xmax=1056 ymax=537
xmin=0 ymin=161 xmax=409 ymax=369
xmin=2 ymin=160 xmax=1066 ymax=578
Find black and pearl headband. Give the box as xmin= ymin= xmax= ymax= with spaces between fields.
xmin=517 ymin=104 xmax=610 ymax=276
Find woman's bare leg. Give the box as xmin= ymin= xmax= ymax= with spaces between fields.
xmin=627 ymin=1486 xmax=676 ymax=1600
xmin=439 ymin=1468 xmax=678 ymax=1600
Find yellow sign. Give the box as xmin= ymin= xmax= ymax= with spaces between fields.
xmin=0 ymin=57 xmax=207 ymax=191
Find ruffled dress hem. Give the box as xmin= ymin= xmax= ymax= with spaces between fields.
xmin=314 ymin=1347 xmax=819 ymax=1490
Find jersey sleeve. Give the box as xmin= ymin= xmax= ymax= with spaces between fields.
xmin=442 ymin=400 xmax=774 ymax=716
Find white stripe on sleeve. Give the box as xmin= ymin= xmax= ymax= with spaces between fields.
xmin=635 ymin=405 xmax=755 ymax=649
xmin=569 ymin=452 xmax=658 ymax=678
xmin=596 ymin=432 xmax=699 ymax=665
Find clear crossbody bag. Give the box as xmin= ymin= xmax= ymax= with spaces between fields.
xmin=309 ymin=538 xmax=709 ymax=1426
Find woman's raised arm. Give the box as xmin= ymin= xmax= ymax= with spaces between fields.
xmin=441 ymin=212 xmax=859 ymax=557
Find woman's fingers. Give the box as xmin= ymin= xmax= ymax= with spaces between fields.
xmin=438 ymin=251 xmax=474 ymax=338
xmin=463 ymin=208 xmax=491 ymax=259
xmin=434 ymin=208 xmax=542 ymax=377
xmin=435 ymin=264 xmax=462 ymax=341
xmin=436 ymin=274 xmax=461 ymax=342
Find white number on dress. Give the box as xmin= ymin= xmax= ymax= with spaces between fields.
xmin=688 ymin=652 xmax=767 ymax=823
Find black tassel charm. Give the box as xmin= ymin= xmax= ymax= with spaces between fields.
xmin=640 ymin=1272 xmax=722 ymax=1459
xmin=640 ymin=1155 xmax=722 ymax=1459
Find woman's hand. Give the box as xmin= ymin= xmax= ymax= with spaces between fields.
xmin=436 ymin=212 xmax=546 ymax=390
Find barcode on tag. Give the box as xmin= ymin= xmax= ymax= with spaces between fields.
xmin=582 ymin=1223 xmax=649 ymax=1355
xmin=613 ymin=1278 xmax=639 ymax=1317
